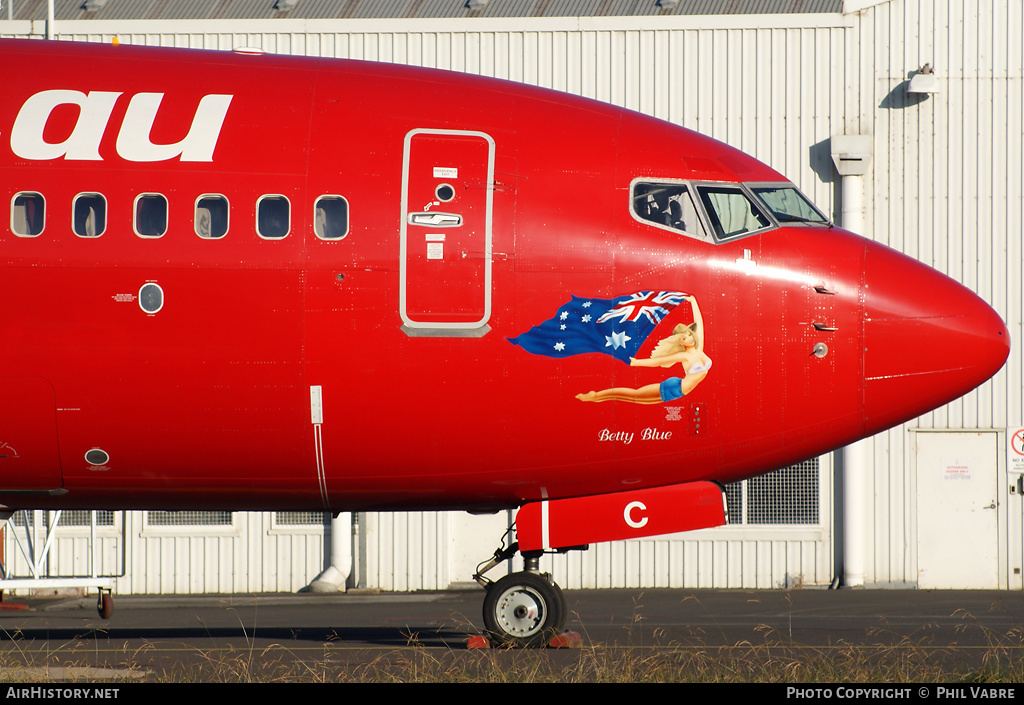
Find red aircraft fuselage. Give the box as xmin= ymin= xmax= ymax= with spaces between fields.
xmin=0 ymin=39 xmax=1009 ymax=523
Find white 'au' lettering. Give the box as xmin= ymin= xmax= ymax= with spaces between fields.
xmin=117 ymin=93 xmax=233 ymax=162
xmin=8 ymin=90 xmax=233 ymax=162
xmin=11 ymin=90 xmax=121 ymax=160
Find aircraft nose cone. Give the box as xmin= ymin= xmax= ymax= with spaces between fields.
xmin=862 ymin=245 xmax=1009 ymax=434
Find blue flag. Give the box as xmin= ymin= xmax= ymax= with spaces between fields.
xmin=509 ymin=291 xmax=687 ymax=365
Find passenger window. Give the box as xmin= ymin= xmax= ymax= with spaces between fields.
xmin=695 ymin=185 xmax=772 ymax=241
xmin=135 ymin=193 xmax=168 ymax=238
xmin=631 ymin=181 xmax=710 ymax=242
xmin=256 ymin=195 xmax=289 ymax=239
xmin=195 ymin=195 xmax=229 ymax=239
xmin=12 ymin=192 xmax=45 ymax=237
xmin=73 ymin=193 xmax=106 ymax=237
xmin=314 ymin=196 xmax=349 ymax=240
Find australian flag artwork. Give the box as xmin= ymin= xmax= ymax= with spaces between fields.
xmin=509 ymin=291 xmax=688 ymax=365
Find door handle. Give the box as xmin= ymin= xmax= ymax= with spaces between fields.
xmin=408 ymin=212 xmax=462 ymax=227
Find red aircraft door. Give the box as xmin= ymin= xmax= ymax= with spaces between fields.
xmin=0 ymin=377 xmax=63 ymax=492
xmin=400 ymin=129 xmax=494 ymax=335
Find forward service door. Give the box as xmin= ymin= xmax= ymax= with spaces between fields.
xmin=400 ymin=129 xmax=494 ymax=336
xmin=0 ymin=377 xmax=63 ymax=492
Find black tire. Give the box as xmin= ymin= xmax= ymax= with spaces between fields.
xmin=482 ymin=572 xmax=566 ymax=648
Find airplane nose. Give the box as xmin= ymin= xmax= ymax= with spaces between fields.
xmin=862 ymin=244 xmax=1009 ymax=434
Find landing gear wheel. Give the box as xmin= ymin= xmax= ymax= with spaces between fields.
xmin=97 ymin=591 xmax=113 ymax=620
xmin=483 ymin=572 xmax=566 ymax=648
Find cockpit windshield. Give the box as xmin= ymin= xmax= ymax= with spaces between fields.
xmin=631 ymin=179 xmax=830 ymax=243
xmin=694 ymin=185 xmax=772 ymax=241
xmin=750 ymin=184 xmax=830 ymax=226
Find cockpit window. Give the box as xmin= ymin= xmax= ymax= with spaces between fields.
xmin=694 ymin=185 xmax=772 ymax=241
xmin=630 ymin=181 xmax=711 ymax=242
xmin=751 ymin=184 xmax=829 ymax=226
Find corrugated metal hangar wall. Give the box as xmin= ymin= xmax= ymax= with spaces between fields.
xmin=1 ymin=0 xmax=1021 ymax=593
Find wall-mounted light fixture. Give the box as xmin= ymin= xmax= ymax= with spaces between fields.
xmin=907 ymin=64 xmax=940 ymax=95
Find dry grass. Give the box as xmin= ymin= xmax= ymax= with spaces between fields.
xmin=0 ymin=603 xmax=1021 ymax=683
xmin=141 ymin=634 xmax=1024 ymax=683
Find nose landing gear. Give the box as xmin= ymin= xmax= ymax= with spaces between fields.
xmin=482 ymin=570 xmax=565 ymax=648
xmin=473 ymin=535 xmax=580 ymax=648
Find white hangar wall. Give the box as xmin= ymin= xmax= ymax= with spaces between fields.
xmin=1 ymin=0 xmax=1020 ymax=593
xmin=841 ymin=0 xmax=1021 ymax=589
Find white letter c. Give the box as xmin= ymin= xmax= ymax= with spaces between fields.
xmin=624 ymin=501 xmax=648 ymax=529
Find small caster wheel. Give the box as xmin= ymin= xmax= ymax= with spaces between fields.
xmin=97 ymin=591 xmax=113 ymax=620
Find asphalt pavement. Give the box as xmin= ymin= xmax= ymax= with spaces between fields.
xmin=0 ymin=587 xmax=1020 ymax=681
